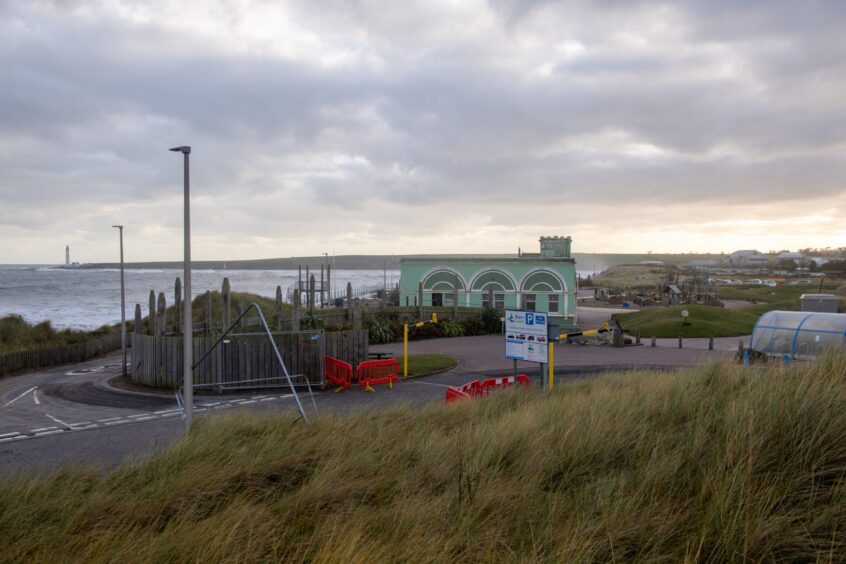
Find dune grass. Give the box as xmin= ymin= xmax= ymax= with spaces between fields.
xmin=2 ymin=353 xmax=846 ymax=561
xmin=0 ymin=315 xmax=116 ymax=354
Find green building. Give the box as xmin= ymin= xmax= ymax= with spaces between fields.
xmin=399 ymin=236 xmax=579 ymax=331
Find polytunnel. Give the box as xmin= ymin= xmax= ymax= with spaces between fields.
xmin=750 ymin=310 xmax=846 ymax=360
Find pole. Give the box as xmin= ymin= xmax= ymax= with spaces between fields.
xmin=171 ymin=145 xmax=193 ymax=431
xmin=403 ymin=323 xmax=409 ymax=377
xmin=182 ymin=149 xmax=193 ymax=431
xmin=548 ymin=342 xmax=554 ymax=391
xmin=113 ymin=225 xmax=126 ymax=377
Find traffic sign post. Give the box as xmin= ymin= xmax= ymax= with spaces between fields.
xmin=504 ymin=310 xmax=549 ymax=389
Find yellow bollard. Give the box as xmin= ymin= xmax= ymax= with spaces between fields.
xmin=403 ymin=323 xmax=409 ymax=377
xmin=548 ymin=342 xmax=554 ymax=391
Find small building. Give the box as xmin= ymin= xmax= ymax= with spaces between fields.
xmin=729 ymin=250 xmax=770 ymax=268
xmin=399 ymin=236 xmax=578 ymax=330
xmin=751 ymin=310 xmax=846 ymax=360
xmin=800 ymin=294 xmax=839 ymax=313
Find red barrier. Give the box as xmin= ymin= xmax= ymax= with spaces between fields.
xmin=479 ymin=374 xmax=530 ymax=396
xmin=445 ymin=379 xmax=481 ymax=403
xmin=325 ymin=355 xmax=354 ymax=392
xmin=357 ymin=359 xmax=400 ymax=392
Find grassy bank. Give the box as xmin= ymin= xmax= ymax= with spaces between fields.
xmin=3 ymin=353 xmax=846 ymax=561
xmin=0 ymin=315 xmax=116 ymax=354
xmin=614 ymin=304 xmax=760 ymax=338
xmin=395 ymin=353 xmax=457 ymax=376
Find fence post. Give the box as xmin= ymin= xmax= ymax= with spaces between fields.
xmin=174 ymin=277 xmax=182 ymax=334
xmin=738 ymin=339 xmax=744 ymax=353
xmin=635 ymin=330 xmax=641 ymax=345
xmin=148 ymin=290 xmax=156 ymax=335
xmin=156 ymin=292 xmax=166 ymax=336
xmin=678 ymin=336 xmax=683 ymax=349
xmin=222 ymin=278 xmax=231 ymax=329
xmin=709 ymin=336 xmax=714 ymax=351
xmin=292 ymin=289 xmax=301 ymax=331
xmin=417 ymin=282 xmax=424 ymax=319
xmin=275 ymin=286 xmax=283 ymax=331
xmin=651 ymin=336 xmax=656 ymax=347
xmin=327 ymin=265 xmax=332 ymax=305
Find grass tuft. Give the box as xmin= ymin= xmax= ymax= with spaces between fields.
xmin=2 ymin=352 xmax=846 ymax=561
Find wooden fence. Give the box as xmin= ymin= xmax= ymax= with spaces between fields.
xmin=131 ymin=330 xmax=368 ymax=390
xmin=0 ymin=334 xmax=122 ymax=376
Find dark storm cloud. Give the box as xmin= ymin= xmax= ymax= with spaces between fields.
xmin=1 ymin=0 xmax=844 ymax=261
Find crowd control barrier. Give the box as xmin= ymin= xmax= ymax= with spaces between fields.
xmin=445 ymin=379 xmax=481 ymax=403
xmin=325 ymin=355 xmax=354 ymax=392
xmin=356 ymin=359 xmax=400 ymax=392
xmin=479 ymin=374 xmax=530 ymax=396
xmin=445 ymin=374 xmax=530 ymax=404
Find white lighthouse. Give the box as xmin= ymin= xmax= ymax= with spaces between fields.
xmin=65 ymin=245 xmax=70 ymax=266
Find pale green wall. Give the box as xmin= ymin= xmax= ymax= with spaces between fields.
xmin=399 ymin=258 xmax=578 ymax=328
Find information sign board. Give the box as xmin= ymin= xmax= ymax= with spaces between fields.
xmin=504 ymin=310 xmax=549 ymax=363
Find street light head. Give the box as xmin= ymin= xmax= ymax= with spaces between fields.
xmin=169 ymin=146 xmax=191 ymax=154
xmin=112 ymin=225 xmax=123 ymax=229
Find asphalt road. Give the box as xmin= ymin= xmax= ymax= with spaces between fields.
xmin=1 ymin=329 xmax=730 ymax=478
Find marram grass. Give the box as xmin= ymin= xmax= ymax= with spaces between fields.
xmin=2 ymin=352 xmax=846 ymax=562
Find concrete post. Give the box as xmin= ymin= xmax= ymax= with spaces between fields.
xmin=309 ymin=275 xmax=316 ymax=317
xmin=222 ymin=278 xmax=231 ymax=329
xmin=134 ymin=304 xmax=142 ymax=335
xmin=678 ymin=336 xmax=683 ymax=349
xmin=156 ymin=292 xmax=166 ymax=336
xmin=148 ymin=290 xmax=156 ymax=335
xmin=275 ymin=285 xmax=283 ymax=331
xmin=709 ymin=336 xmax=714 ymax=351
xmin=346 ymin=282 xmax=353 ymax=321
xmin=651 ymin=336 xmax=656 ymax=347
xmin=635 ymin=330 xmax=640 ymax=345
xmin=205 ymin=291 xmax=212 ymax=332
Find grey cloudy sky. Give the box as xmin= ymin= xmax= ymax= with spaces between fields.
xmin=2 ymin=0 xmax=845 ymax=263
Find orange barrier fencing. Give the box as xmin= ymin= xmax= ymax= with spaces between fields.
xmin=325 ymin=355 xmax=354 ymax=392
xmin=356 ymin=358 xmax=400 ymax=392
xmin=479 ymin=374 xmax=530 ymax=396
xmin=445 ymin=374 xmax=529 ymax=403
xmin=445 ymin=380 xmax=481 ymax=403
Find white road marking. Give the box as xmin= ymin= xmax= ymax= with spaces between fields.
xmin=3 ymin=386 xmax=39 ymax=408
xmin=154 ymin=409 xmax=180 ymax=415
xmin=34 ymin=430 xmax=64 ymax=437
xmin=70 ymin=424 xmax=99 ymax=430
xmin=31 ymin=426 xmax=58 ymax=433
xmin=134 ymin=416 xmax=157 ymax=421
xmin=0 ymin=431 xmax=22 ymax=438
xmin=236 ymin=400 xmax=257 ymax=405
xmin=45 ymin=413 xmax=72 ymax=430
xmin=97 ymin=417 xmax=122 ymax=422
xmin=104 ymin=420 xmax=129 ymax=426
xmin=127 ymin=414 xmax=150 ymax=418
xmin=0 ymin=436 xmax=26 ymax=443
xmin=33 ymin=389 xmax=40 ymax=405
xmin=410 ymin=381 xmax=452 ymax=388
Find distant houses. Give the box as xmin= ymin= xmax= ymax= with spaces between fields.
xmin=728 ymin=250 xmax=770 ymax=268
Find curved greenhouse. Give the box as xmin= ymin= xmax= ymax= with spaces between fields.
xmin=750 ymin=311 xmax=846 ymax=360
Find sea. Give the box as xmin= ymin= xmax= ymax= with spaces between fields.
xmin=0 ymin=265 xmax=600 ymax=330
xmin=0 ymin=266 xmax=400 ymax=330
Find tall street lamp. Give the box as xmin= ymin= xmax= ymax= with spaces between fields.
xmin=170 ymin=145 xmax=193 ymax=431
xmin=112 ymin=225 xmax=126 ymax=377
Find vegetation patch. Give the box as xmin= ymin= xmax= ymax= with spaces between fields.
xmin=615 ymin=304 xmax=759 ymax=338
xmin=0 ymin=315 xmax=116 ymax=354
xmin=2 ymin=353 xmax=845 ymax=560
xmin=592 ymin=264 xmax=670 ymax=289
xmin=394 ymin=353 xmax=457 ymax=376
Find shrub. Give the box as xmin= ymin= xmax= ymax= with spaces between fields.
xmin=480 ymin=307 xmax=502 ymax=333
xmin=440 ymin=319 xmax=464 ymax=338
xmin=460 ymin=315 xmax=486 ymax=336
xmin=300 ymin=316 xmax=327 ymax=331
xmin=366 ymin=318 xmax=396 ymax=344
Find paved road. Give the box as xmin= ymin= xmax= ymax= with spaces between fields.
xmin=1 ymin=327 xmax=733 ymax=477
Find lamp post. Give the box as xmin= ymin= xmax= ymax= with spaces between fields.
xmin=112 ymin=225 xmax=126 ymax=377
xmin=170 ymin=145 xmax=193 ymax=431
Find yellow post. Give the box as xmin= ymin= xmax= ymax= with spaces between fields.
xmin=548 ymin=342 xmax=554 ymax=391
xmin=403 ymin=323 xmax=409 ymax=377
